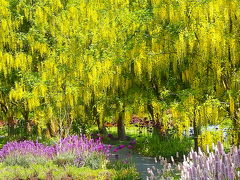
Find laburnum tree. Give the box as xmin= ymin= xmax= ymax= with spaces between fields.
xmin=1 ymin=0 xmax=240 ymax=147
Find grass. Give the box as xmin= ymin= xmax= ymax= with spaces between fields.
xmin=0 ymin=162 xmax=140 ymax=180
xmin=0 ymin=163 xmax=113 ymax=180
xmin=107 ymin=160 xmax=140 ymax=180
xmin=135 ymin=135 xmax=193 ymax=160
xmin=104 ymin=126 xmax=193 ymax=160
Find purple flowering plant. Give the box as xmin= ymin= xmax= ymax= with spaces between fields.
xmin=147 ymin=142 xmax=240 ymax=180
xmin=0 ymin=135 xmax=110 ymax=169
xmin=0 ymin=140 xmax=55 ymax=167
xmin=54 ymin=135 xmax=110 ymax=169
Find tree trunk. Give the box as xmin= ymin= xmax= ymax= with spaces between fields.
xmin=147 ymin=102 xmax=162 ymax=137
xmin=193 ymin=118 xmax=198 ymax=152
xmin=7 ymin=116 xmax=15 ymax=137
xmin=193 ymin=108 xmax=201 ymax=152
xmin=99 ymin=123 xmax=108 ymax=135
xmin=117 ymin=109 xmax=125 ymax=140
xmin=232 ymin=113 xmax=240 ymax=146
xmin=0 ymin=101 xmax=15 ymax=136
xmin=22 ymin=110 xmax=29 ymax=138
xmin=46 ymin=122 xmax=54 ymax=137
xmin=96 ymin=117 xmax=108 ymax=134
xmin=94 ymin=105 xmax=107 ymax=134
xmin=228 ymin=96 xmax=240 ymax=146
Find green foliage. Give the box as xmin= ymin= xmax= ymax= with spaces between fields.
xmin=53 ymin=151 xmax=109 ymax=169
xmin=0 ymin=163 xmax=115 ymax=180
xmin=53 ymin=151 xmax=108 ymax=169
xmin=199 ymin=130 xmax=225 ymax=151
xmin=107 ymin=160 xmax=140 ymax=180
xmin=0 ymin=161 xmax=139 ymax=179
xmin=4 ymin=153 xmax=48 ymax=167
xmin=136 ymin=135 xmax=193 ymax=160
xmin=53 ymin=152 xmax=76 ymax=167
xmin=113 ymin=167 xmax=140 ymax=180
xmin=83 ymin=152 xmax=108 ymax=170
xmin=107 ymin=159 xmax=134 ymax=171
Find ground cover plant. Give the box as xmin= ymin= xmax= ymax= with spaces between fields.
xmin=0 ymin=164 xmax=114 ymax=180
xmin=0 ymin=163 xmax=139 ymax=180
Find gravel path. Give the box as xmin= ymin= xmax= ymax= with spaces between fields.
xmin=110 ymin=146 xmax=162 ymax=179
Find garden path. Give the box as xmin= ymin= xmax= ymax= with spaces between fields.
xmin=110 ymin=146 xmax=162 ymax=179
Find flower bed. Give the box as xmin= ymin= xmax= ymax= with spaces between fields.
xmin=0 ymin=135 xmax=110 ymax=169
xmin=54 ymin=135 xmax=110 ymax=169
xmin=0 ymin=135 xmax=140 ymax=179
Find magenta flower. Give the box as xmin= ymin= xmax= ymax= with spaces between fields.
xmin=0 ymin=141 xmax=55 ymax=161
xmin=128 ymin=145 xmax=134 ymax=149
xmin=129 ymin=140 xmax=136 ymax=145
xmin=118 ymin=145 xmax=126 ymax=149
xmin=113 ymin=148 xmax=119 ymax=152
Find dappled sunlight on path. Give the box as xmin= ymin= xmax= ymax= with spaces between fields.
xmin=109 ymin=145 xmax=162 ymax=179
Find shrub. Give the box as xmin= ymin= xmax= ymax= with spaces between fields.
xmin=53 ymin=152 xmax=76 ymax=167
xmin=146 ymin=156 xmax=180 ymax=180
xmin=0 ymin=135 xmax=140 ymax=179
xmin=0 ymin=140 xmax=55 ymax=167
xmin=136 ymin=135 xmax=193 ymax=160
xmin=180 ymin=142 xmax=240 ymax=180
xmin=4 ymin=153 xmax=49 ymax=167
xmin=0 ymin=135 xmax=110 ymax=169
xmin=147 ymin=142 xmax=240 ymax=180
xmin=83 ymin=151 xmax=108 ymax=169
xmin=55 ymin=135 xmax=110 ymax=169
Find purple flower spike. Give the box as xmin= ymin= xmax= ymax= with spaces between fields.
xmin=0 ymin=140 xmax=56 ymax=164
xmin=0 ymin=135 xmax=111 ymax=168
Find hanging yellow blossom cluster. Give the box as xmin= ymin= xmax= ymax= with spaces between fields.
xmin=0 ymin=0 xmax=239 ymax=137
